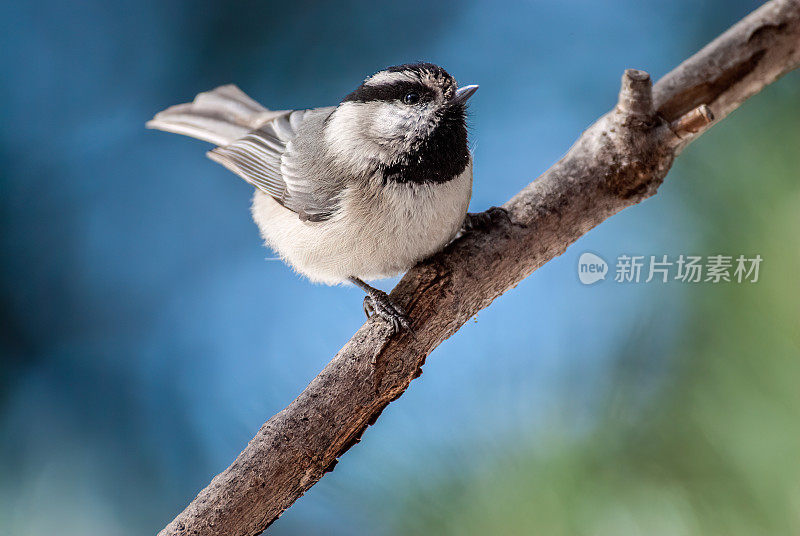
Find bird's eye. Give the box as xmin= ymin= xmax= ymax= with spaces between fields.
xmin=403 ymin=92 xmax=420 ymax=105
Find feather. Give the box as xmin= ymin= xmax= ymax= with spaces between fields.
xmin=208 ymin=110 xmax=337 ymax=221
xmin=149 ymin=86 xmax=340 ymax=221
xmin=146 ymin=84 xmax=288 ymax=146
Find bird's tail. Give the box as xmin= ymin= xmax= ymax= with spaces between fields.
xmin=146 ymin=84 xmax=288 ymax=146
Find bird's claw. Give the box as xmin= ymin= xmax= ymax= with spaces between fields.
xmin=462 ymin=206 xmax=510 ymax=232
xmin=363 ymin=290 xmax=412 ymax=335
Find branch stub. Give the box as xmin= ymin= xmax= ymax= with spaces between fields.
xmin=617 ymin=68 xmax=654 ymax=121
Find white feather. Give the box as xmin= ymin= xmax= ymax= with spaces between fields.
xmin=323 ymin=101 xmax=438 ymax=178
xmin=251 ymin=160 xmax=473 ymax=284
xmin=364 ymin=71 xmax=418 ymax=86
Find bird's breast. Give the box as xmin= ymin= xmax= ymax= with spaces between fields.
xmin=335 ymin=163 xmax=473 ymax=278
xmin=251 ymin=162 xmax=473 ymax=284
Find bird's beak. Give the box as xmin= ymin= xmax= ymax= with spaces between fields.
xmin=452 ymin=84 xmax=479 ymax=105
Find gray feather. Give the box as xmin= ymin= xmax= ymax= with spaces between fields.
xmin=146 ymin=84 xmax=287 ymax=146
xmin=209 ymin=108 xmax=342 ymax=221
xmin=149 ymin=86 xmax=343 ymax=222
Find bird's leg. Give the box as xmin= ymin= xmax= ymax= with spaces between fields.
xmin=349 ymin=277 xmax=412 ymax=335
xmin=462 ymin=206 xmax=510 ymax=232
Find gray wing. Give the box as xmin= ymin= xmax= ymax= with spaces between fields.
xmin=207 ymin=107 xmax=339 ymax=222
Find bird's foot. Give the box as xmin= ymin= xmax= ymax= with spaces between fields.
xmin=462 ymin=206 xmax=510 ymax=232
xmin=349 ymin=277 xmax=412 ymax=335
xmin=363 ymin=290 xmax=412 ymax=335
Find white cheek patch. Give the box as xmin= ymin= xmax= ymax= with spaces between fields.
xmin=325 ymin=103 xmax=376 ymax=166
xmin=370 ymin=103 xmax=414 ymax=139
xmin=325 ymin=102 xmax=400 ymax=172
xmin=370 ymin=102 xmax=443 ymax=157
xmin=324 ymin=99 xmax=443 ymax=173
xmin=414 ymin=102 xmax=440 ymax=139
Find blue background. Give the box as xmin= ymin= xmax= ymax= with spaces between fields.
xmin=2 ymin=1 xmax=798 ymax=534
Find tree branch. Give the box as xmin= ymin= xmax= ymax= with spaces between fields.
xmin=158 ymin=1 xmax=800 ymax=534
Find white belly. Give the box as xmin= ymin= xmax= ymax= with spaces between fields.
xmin=251 ymin=164 xmax=473 ymax=284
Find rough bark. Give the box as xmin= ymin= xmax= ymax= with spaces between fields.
xmin=158 ymin=1 xmax=800 ymax=534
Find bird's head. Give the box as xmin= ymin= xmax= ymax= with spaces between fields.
xmin=325 ymin=63 xmax=478 ymax=184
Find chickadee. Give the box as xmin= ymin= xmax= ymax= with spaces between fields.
xmin=147 ymin=63 xmax=490 ymax=333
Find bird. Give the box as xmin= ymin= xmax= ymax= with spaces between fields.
xmin=147 ymin=63 xmax=499 ymax=334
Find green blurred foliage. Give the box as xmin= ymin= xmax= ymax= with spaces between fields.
xmin=388 ymin=75 xmax=800 ymax=536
